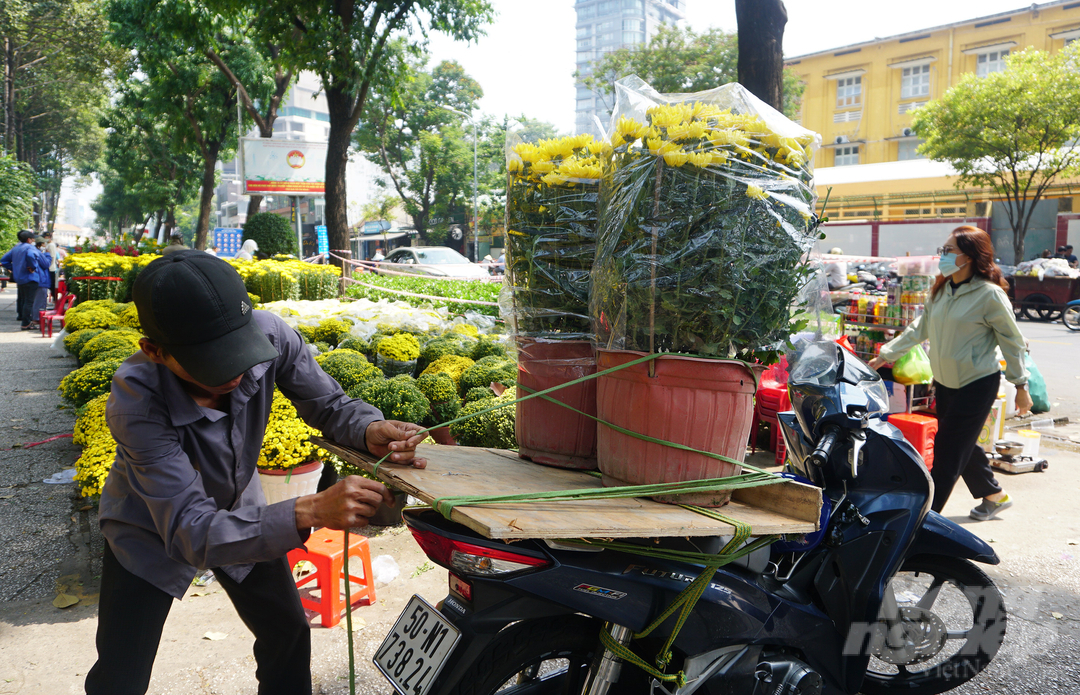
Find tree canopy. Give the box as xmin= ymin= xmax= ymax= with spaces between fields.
xmin=913 ymin=45 xmax=1080 ymax=263
xmin=356 ymin=57 xmax=482 ymax=242
xmin=577 ymin=25 xmax=803 ymax=121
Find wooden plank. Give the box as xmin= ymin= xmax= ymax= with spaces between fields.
xmin=315 ymin=439 xmax=821 ymax=540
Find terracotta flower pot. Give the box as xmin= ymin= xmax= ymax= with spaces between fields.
xmin=258 ymin=460 xmax=324 ymax=505
xmin=596 ymin=350 xmax=761 ymax=507
xmin=516 ymin=339 xmax=598 ymax=470
xmin=430 ymin=426 xmax=457 ymax=446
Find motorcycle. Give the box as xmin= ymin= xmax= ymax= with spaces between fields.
xmin=1063 ymin=298 xmax=1080 ymax=331
xmin=377 ymin=340 xmax=1006 ymax=695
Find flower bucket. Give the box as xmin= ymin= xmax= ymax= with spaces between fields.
xmin=516 ymin=339 xmax=597 ymax=470
xmin=258 ymin=461 xmax=324 ymax=505
xmin=596 ymin=350 xmax=761 ymax=507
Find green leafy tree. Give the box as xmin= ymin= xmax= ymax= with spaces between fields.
xmin=356 ymin=57 xmax=482 ymax=242
xmin=107 ymin=0 xmax=277 ymax=249
xmin=913 ymin=45 xmax=1080 ymax=263
xmin=1 ymin=0 xmax=118 ymax=230
xmin=93 ymin=71 xmax=201 ymax=239
xmin=243 ymin=211 xmax=296 ymax=256
xmin=0 ymin=153 xmax=34 ymax=248
xmin=577 ymin=25 xmax=803 ymax=121
xmin=226 ymin=0 xmax=494 ymax=272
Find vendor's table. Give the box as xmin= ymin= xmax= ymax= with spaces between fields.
xmin=315 ymin=440 xmax=822 ymax=541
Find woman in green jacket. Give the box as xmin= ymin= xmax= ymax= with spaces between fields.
xmin=870 ymin=226 xmax=1032 ymax=520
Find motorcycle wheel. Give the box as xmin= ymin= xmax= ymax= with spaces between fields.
xmin=443 ymin=616 xmax=603 ymax=695
xmin=861 ymin=555 xmax=1006 ymax=695
xmin=1063 ymin=305 xmax=1080 ymax=331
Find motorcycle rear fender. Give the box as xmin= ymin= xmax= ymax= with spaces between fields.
xmin=909 ymin=510 xmax=1000 ymax=565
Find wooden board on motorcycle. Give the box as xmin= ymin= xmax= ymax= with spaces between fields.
xmin=316 ymin=440 xmax=822 ymax=540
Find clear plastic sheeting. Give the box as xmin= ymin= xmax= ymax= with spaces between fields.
xmin=590 ymin=76 xmax=822 ymax=362
xmin=505 ymin=131 xmax=606 ymax=341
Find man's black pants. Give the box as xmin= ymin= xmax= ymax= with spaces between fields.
xmin=17 ymin=281 xmax=38 ymax=326
xmin=85 ymin=541 xmax=312 ymax=695
xmin=930 ymin=372 xmax=1003 ymax=513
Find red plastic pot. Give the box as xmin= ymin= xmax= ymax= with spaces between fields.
xmin=596 ymin=349 xmax=761 ymax=507
xmin=516 ymin=339 xmax=598 ymax=470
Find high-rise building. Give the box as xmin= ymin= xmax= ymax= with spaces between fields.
xmin=574 ymin=0 xmax=687 ymax=137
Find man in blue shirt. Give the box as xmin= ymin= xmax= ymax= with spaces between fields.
xmin=0 ymin=230 xmax=50 ymax=329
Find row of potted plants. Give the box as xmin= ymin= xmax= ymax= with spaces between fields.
xmin=62 ymin=298 xmax=517 ymax=501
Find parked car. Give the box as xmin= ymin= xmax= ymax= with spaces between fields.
xmin=378 ymin=246 xmax=490 ymax=279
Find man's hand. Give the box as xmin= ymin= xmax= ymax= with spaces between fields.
xmin=868 ymin=357 xmax=888 ymax=370
xmin=366 ymin=420 xmax=427 ymax=468
xmin=295 ymin=476 xmax=393 ymax=530
xmin=1015 ymin=386 xmax=1033 ymax=416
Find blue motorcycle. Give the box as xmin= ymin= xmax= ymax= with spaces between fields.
xmin=392 ymin=341 xmax=1005 ymax=695
xmin=1063 ymin=298 xmax=1080 ymax=331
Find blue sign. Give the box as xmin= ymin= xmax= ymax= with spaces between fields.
xmin=213 ymin=228 xmax=243 ymax=257
xmin=316 ymin=225 xmax=329 ymax=255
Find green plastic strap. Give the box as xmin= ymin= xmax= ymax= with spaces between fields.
xmin=600 ymin=628 xmax=687 ymax=687
xmin=343 ymin=529 xmax=357 ymax=695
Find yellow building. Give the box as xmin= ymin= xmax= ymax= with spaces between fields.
xmin=786 ymin=0 xmax=1080 ymax=259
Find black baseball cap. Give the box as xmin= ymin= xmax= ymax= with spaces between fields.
xmin=133 ymin=250 xmax=279 ymax=386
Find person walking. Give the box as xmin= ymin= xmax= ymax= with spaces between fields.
xmin=43 ymin=230 xmax=60 ymax=302
xmin=1 ymin=230 xmax=49 ymax=330
xmin=870 ymin=226 xmax=1031 ymax=521
xmin=31 ymin=236 xmax=52 ymax=324
xmin=84 ymin=250 xmax=427 ymax=694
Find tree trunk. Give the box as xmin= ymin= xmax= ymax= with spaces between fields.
xmin=324 ymin=85 xmax=355 ymax=275
xmin=153 ymin=208 xmax=164 ymax=240
xmin=194 ymin=145 xmax=220 ymax=250
xmin=247 ymin=194 xmax=263 ymax=219
xmin=735 ymin=0 xmax=788 ymax=112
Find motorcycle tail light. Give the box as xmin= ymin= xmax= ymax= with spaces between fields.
xmin=409 ymin=526 xmax=551 ymax=576
xmin=449 ymin=572 xmax=472 ymax=601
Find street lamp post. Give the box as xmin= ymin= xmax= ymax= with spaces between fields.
xmin=441 ymin=105 xmax=478 ymax=261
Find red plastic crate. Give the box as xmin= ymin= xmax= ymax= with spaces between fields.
xmin=888 ymin=412 xmax=937 ymax=470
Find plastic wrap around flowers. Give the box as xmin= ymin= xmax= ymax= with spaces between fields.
xmin=505 ymin=134 xmax=608 ymax=341
xmin=590 ymin=77 xmax=822 ymax=362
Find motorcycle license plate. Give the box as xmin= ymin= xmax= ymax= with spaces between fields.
xmin=374 ymin=595 xmax=461 ymax=695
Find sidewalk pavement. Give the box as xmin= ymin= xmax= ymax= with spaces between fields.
xmin=0 ymin=288 xmax=1077 ymax=693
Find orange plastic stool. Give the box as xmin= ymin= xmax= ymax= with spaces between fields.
xmin=888 ymin=412 xmax=938 ymax=471
xmin=286 ymin=527 xmax=376 ymax=627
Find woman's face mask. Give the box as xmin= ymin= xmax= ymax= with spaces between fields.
xmin=938 ymin=251 xmax=967 ymax=277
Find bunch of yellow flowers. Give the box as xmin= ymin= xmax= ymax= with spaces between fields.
xmin=258 ymin=389 xmax=329 ymax=471
xmin=73 ymin=393 xmax=116 ymax=498
xmin=609 ymin=103 xmax=816 ymax=178
xmin=508 ymin=134 xmax=608 ymax=187
xmin=376 ymin=333 xmax=421 ymax=362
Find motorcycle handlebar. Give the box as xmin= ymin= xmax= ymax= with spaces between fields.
xmin=808 ymin=426 xmax=842 ymax=468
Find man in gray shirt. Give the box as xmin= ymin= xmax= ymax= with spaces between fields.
xmin=85 ymin=250 xmax=426 ymax=694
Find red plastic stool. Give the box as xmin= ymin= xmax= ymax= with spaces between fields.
xmin=888 ymin=413 xmax=938 ymax=471
xmin=286 ymin=527 xmax=376 ymax=627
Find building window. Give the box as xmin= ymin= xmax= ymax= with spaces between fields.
xmin=598 ymin=0 xmax=619 ymax=13
xmin=624 ymin=0 xmax=642 ymax=7
xmin=577 ymin=5 xmax=595 ymax=18
xmin=281 ymin=106 xmax=314 ymax=119
xmin=597 ymin=19 xmax=618 ymax=31
xmin=836 ymin=76 xmax=861 ymax=108
xmin=976 ymin=49 xmax=1008 ymax=77
xmin=622 ymin=31 xmax=643 ymax=44
xmin=273 ymin=120 xmax=287 ymax=132
xmin=577 ymin=26 xmax=590 ymax=37
xmin=622 ymin=19 xmax=642 ymax=30
xmin=577 ymin=38 xmax=592 ymax=48
xmin=897 ymin=139 xmax=925 ymax=161
xmin=314 ymin=112 xmax=330 ymax=122
xmin=600 ymin=32 xmax=617 ymax=44
xmin=577 ymin=98 xmax=594 ymax=109
xmin=835 ymin=145 xmax=859 ymax=166
xmin=290 ymin=121 xmax=305 ymax=132
xmin=901 ymin=64 xmax=930 ymax=98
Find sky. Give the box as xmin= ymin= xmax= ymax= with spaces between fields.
xmin=425 ymin=0 xmax=1048 ymax=134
